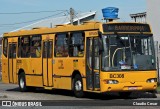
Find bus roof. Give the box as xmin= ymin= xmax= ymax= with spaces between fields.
xmin=3 ymin=21 xmax=101 ymax=37
xmin=3 ymin=22 xmax=151 ymax=37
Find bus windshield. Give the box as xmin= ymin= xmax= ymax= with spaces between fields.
xmin=102 ymin=34 xmax=156 ymax=71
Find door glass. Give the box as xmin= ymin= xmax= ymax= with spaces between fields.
xmin=86 ymin=38 xmax=100 ymax=89
xmin=9 ymin=44 xmax=16 ymax=58
xmin=87 ymin=38 xmax=100 ymax=70
xmin=94 ymin=38 xmax=100 ymax=70
xmin=48 ymin=41 xmax=53 ymax=58
xmin=43 ymin=41 xmax=53 ymax=58
xmin=43 ymin=42 xmax=47 ymax=58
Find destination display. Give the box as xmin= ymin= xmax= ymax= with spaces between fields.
xmin=103 ymin=23 xmax=151 ymax=32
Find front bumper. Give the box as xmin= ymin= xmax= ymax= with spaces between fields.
xmin=100 ymin=81 xmax=157 ymax=92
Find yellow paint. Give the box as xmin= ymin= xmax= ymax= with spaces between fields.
xmin=1 ymin=21 xmax=157 ymax=94
xmin=53 ymin=77 xmax=71 ymax=90
xmin=100 ymin=71 xmax=157 ymax=92
xmin=85 ymin=31 xmax=98 ymax=37
xmin=26 ymin=75 xmax=43 ymax=87
xmin=44 ymin=87 xmax=53 ymax=90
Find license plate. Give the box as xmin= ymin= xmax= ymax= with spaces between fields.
xmin=128 ymin=87 xmax=137 ymax=90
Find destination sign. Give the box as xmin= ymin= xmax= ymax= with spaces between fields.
xmin=103 ymin=23 xmax=151 ymax=32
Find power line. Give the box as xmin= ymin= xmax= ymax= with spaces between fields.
xmin=0 ymin=11 xmax=67 ymax=26
xmin=0 ymin=26 xmax=21 ymax=28
xmin=0 ymin=10 xmax=67 ymax=15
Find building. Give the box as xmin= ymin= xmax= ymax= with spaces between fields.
xmin=130 ymin=1 xmax=160 ymax=44
xmin=147 ymin=0 xmax=160 ymax=43
xmin=147 ymin=0 xmax=160 ymax=81
xmin=130 ymin=12 xmax=147 ymax=23
xmin=130 ymin=0 xmax=160 ymax=82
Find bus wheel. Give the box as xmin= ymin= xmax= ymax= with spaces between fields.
xmin=18 ymin=73 xmax=27 ymax=92
xmin=119 ymin=92 xmax=132 ymax=98
xmin=73 ymin=74 xmax=84 ymax=98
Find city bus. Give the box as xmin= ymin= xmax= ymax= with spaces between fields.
xmin=2 ymin=21 xmax=157 ymax=98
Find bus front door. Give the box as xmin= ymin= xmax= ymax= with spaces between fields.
xmin=8 ymin=43 xmax=17 ymax=83
xmin=86 ymin=37 xmax=100 ymax=90
xmin=42 ymin=40 xmax=53 ymax=87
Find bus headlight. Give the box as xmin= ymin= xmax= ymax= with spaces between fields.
xmin=103 ymin=80 xmax=119 ymax=84
xmin=146 ymin=78 xmax=157 ymax=83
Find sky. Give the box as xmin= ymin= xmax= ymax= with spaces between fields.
xmin=0 ymin=0 xmax=146 ymax=35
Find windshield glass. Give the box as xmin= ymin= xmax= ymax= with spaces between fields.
xmin=102 ymin=34 xmax=156 ymax=71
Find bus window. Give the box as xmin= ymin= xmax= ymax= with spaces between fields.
xmin=69 ymin=33 xmax=84 ymax=57
xmin=21 ymin=36 xmax=30 ymax=58
xmin=3 ymin=38 xmax=8 ymax=57
xmin=55 ymin=34 xmax=68 ymax=57
xmin=31 ymin=35 xmax=41 ymax=58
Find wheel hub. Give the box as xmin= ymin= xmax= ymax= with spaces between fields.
xmin=75 ymin=80 xmax=82 ymax=91
xmin=20 ymin=78 xmax=24 ymax=89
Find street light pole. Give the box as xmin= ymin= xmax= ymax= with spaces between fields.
xmin=70 ymin=8 xmax=74 ymax=25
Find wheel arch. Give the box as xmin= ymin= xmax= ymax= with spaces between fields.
xmin=18 ymin=68 xmax=25 ymax=76
xmin=71 ymin=70 xmax=82 ymax=90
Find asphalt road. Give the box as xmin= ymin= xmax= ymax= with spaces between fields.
xmin=0 ymin=82 xmax=160 ymax=108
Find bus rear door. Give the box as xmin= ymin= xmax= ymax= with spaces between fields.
xmin=8 ymin=42 xmax=17 ymax=83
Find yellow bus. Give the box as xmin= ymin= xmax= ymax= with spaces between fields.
xmin=2 ymin=21 xmax=157 ymax=98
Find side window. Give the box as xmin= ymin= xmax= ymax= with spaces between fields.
xmin=31 ymin=35 xmax=41 ymax=58
xmin=69 ymin=33 xmax=84 ymax=57
xmin=3 ymin=38 xmax=8 ymax=57
xmin=21 ymin=36 xmax=30 ymax=58
xmin=55 ymin=34 xmax=68 ymax=57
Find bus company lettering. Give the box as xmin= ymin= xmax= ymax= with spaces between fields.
xmin=115 ymin=25 xmax=145 ymax=31
xmin=58 ymin=60 xmax=64 ymax=69
xmin=110 ymin=74 xmax=124 ymax=78
xmin=89 ymin=31 xmax=98 ymax=36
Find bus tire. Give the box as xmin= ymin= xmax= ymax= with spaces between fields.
xmin=18 ymin=73 xmax=27 ymax=92
xmin=73 ymin=74 xmax=84 ymax=98
xmin=119 ymin=92 xmax=132 ymax=98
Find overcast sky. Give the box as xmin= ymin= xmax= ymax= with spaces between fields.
xmin=0 ymin=0 xmax=146 ymax=35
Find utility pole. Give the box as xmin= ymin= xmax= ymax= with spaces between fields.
xmin=70 ymin=8 xmax=74 ymax=25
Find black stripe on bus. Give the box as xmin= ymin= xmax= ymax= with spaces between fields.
xmin=53 ymin=75 xmax=86 ymax=78
xmin=22 ymin=74 xmax=43 ymax=76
